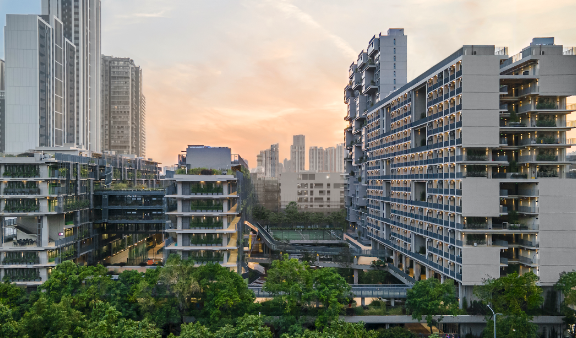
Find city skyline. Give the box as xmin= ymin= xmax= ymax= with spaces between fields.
xmin=0 ymin=0 xmax=575 ymax=166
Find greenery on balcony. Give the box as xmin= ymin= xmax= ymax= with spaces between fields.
xmin=189 ymin=217 xmax=223 ymax=229
xmin=188 ymin=234 xmax=222 ymax=246
xmin=175 ymin=167 xmax=228 ymax=175
xmin=466 ymin=234 xmax=486 ymax=245
xmin=2 ymin=252 xmax=39 ymax=265
xmin=466 ymin=149 xmax=487 ymax=161
xmin=536 ymin=99 xmax=557 ymax=109
xmin=2 ymin=165 xmax=39 ymax=178
xmin=188 ymin=251 xmax=224 ymax=263
xmin=3 ymin=268 xmax=40 ymax=282
xmin=190 ymin=200 xmax=223 ymax=212
xmin=536 ymin=135 xmax=557 ymax=144
xmin=536 ymin=117 xmax=556 ymax=127
xmin=536 ymin=150 xmax=557 ymax=161
xmin=190 ymin=182 xmax=223 ymax=194
xmin=464 ymin=217 xmax=487 ymax=229
xmin=64 ymin=197 xmax=90 ymax=211
xmin=538 ymin=169 xmax=559 ymax=177
xmin=3 ymin=181 xmax=40 ymax=195
xmin=465 ymin=165 xmax=487 ymax=177
xmin=3 ymin=199 xmax=39 ymax=213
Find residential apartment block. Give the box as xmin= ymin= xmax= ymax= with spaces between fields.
xmin=4 ymin=0 xmax=102 ymax=154
xmin=0 ymin=151 xmax=160 ymax=285
xmin=101 ymin=56 xmax=146 ymax=157
xmin=344 ymin=36 xmax=576 ymax=301
xmin=256 ymin=144 xmax=279 ymax=178
xmin=309 ymin=144 xmax=346 ymax=173
xmin=165 ymin=146 xmax=248 ymax=272
xmin=279 ymin=172 xmax=345 ymax=212
xmin=290 ymin=135 xmax=306 ymax=172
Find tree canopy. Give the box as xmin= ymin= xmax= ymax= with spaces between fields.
xmin=406 ymin=278 xmax=460 ymax=333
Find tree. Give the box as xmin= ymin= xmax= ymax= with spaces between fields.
xmin=555 ymin=271 xmax=576 ymax=333
xmin=378 ymin=326 xmax=415 ymax=338
xmin=263 ymin=254 xmax=313 ymax=319
xmin=406 ymin=278 xmax=460 ymax=333
xmin=157 ymin=254 xmax=200 ymax=319
xmin=0 ymin=304 xmax=19 ymax=338
xmin=281 ymin=320 xmax=379 ymax=338
xmin=84 ymin=301 xmax=161 ymax=338
xmin=0 ymin=281 xmax=27 ymax=320
xmin=18 ymin=295 xmax=85 ymax=338
xmin=474 ymin=272 xmax=542 ymax=316
xmin=193 ymin=263 xmax=257 ymax=326
xmin=39 ymin=260 xmax=112 ymax=312
xmin=107 ymin=269 xmax=145 ymax=320
xmin=311 ymin=267 xmax=352 ymax=329
xmin=482 ymin=312 xmax=539 ymax=338
xmin=177 ymin=322 xmax=214 ymax=338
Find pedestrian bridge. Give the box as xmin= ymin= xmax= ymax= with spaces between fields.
xmin=248 ymin=284 xmax=410 ymax=299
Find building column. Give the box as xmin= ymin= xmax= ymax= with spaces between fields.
xmin=391 ymin=298 xmax=395 ymax=307
xmin=361 ymin=297 xmax=365 ymax=306
xmin=353 ymin=269 xmax=359 ymax=284
xmin=441 ymin=274 xmax=446 ymax=283
xmin=459 ymin=282 xmax=464 ymax=309
xmin=414 ymin=262 xmax=421 ymax=281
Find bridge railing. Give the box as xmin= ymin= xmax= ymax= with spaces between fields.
xmin=248 ymin=284 xmax=411 ymax=299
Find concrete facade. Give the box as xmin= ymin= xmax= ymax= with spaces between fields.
xmin=344 ymin=36 xmax=576 ymax=299
xmin=290 ymin=135 xmax=305 ymax=172
xmin=101 ymin=56 xmax=146 ymax=157
xmin=279 ymin=171 xmax=345 ymax=212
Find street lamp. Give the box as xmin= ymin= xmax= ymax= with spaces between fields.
xmin=487 ymin=304 xmax=499 ymax=338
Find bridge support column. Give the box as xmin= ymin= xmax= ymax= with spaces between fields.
xmin=441 ymin=274 xmax=445 ymax=283
xmin=353 ymin=269 xmax=358 ymax=284
xmin=385 ymin=324 xmax=390 ymax=329
xmin=392 ymin=251 xmax=398 ymax=267
xmin=426 ymin=267 xmax=431 ymax=280
xmin=361 ymin=297 xmax=365 ymax=306
xmin=391 ymin=298 xmax=395 ymax=307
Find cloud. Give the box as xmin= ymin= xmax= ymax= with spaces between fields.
xmin=264 ymin=0 xmax=357 ymax=59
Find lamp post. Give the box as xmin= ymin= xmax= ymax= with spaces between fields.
xmin=487 ymin=304 xmax=498 ymax=338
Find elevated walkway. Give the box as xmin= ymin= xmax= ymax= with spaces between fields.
xmin=249 ymin=284 xmax=410 ymax=299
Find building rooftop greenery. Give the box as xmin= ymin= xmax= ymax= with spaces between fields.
xmin=253 ymin=202 xmax=347 ymax=231
xmin=175 ymin=167 xmax=234 ymax=175
xmin=95 ymin=181 xmax=164 ymax=191
xmin=0 ymin=254 xmax=568 ymax=337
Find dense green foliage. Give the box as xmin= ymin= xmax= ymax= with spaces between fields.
xmin=253 ymin=202 xmax=347 ymax=229
xmin=406 ymin=278 xmax=460 ymax=333
xmin=474 ymin=272 xmax=543 ymax=338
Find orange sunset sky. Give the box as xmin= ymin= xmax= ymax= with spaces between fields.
xmin=3 ymin=0 xmax=576 ymax=167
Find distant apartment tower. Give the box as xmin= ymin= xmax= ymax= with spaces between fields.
xmin=0 ymin=60 xmax=4 ymax=153
xmin=290 ymin=135 xmax=306 ymax=172
xmin=257 ymin=144 xmax=280 ymax=178
xmin=101 ymin=56 xmax=146 ymax=157
xmin=336 ymin=143 xmax=345 ymax=172
xmin=309 ymin=146 xmax=325 ymax=172
xmin=3 ymin=1 xmax=102 ymax=154
xmin=4 ymin=14 xmax=76 ymax=153
xmin=42 ymin=0 xmax=102 ymax=152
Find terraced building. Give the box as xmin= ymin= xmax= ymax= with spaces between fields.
xmin=344 ymin=36 xmax=576 ymax=301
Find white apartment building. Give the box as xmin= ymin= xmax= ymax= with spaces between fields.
xmin=279 ymin=172 xmax=345 ymax=212
xmin=290 ymin=135 xmax=306 ymax=172
xmin=256 ymin=144 xmax=280 ymax=178
xmin=101 ymin=56 xmax=146 ymax=157
xmin=309 ymin=146 xmax=325 ymax=172
xmin=345 ymin=35 xmax=576 ymax=302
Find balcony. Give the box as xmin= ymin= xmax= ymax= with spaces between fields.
xmin=518 ymin=206 xmax=538 ymax=214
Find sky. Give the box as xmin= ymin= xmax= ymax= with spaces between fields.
xmin=1 ymin=0 xmax=576 ymax=167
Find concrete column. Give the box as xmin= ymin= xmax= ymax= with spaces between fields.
xmin=441 ymin=274 xmax=446 ymax=283
xmin=353 ymin=269 xmax=359 ymax=284
xmin=393 ymin=251 xmax=398 ymax=267
xmin=385 ymin=324 xmax=390 ymax=329
xmin=458 ymin=282 xmax=464 ymax=309
xmin=414 ymin=262 xmax=421 ymax=281
xmin=426 ymin=267 xmax=431 ymax=280
xmin=391 ymin=299 xmax=395 ymax=307
xmin=361 ymin=297 xmax=365 ymax=306
xmin=353 ymin=256 xmax=358 ymax=265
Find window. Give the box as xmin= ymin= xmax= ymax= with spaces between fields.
xmin=394 ymin=63 xmax=396 ymax=69
xmin=394 ymin=38 xmax=396 ymax=45
xmin=394 ymin=71 xmax=396 ymax=77
xmin=394 ymin=48 xmax=396 ymax=54
xmin=394 ymin=79 xmax=396 ymax=84
xmin=394 ymin=56 xmax=396 ymax=61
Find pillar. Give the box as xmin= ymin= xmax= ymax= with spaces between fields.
xmin=414 ymin=263 xmax=421 ymax=281
xmin=361 ymin=297 xmax=365 ymax=306
xmin=353 ymin=269 xmax=359 ymax=284
xmin=441 ymin=274 xmax=446 ymax=283
xmin=458 ymin=282 xmax=464 ymax=309
xmin=391 ymin=298 xmax=395 ymax=307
